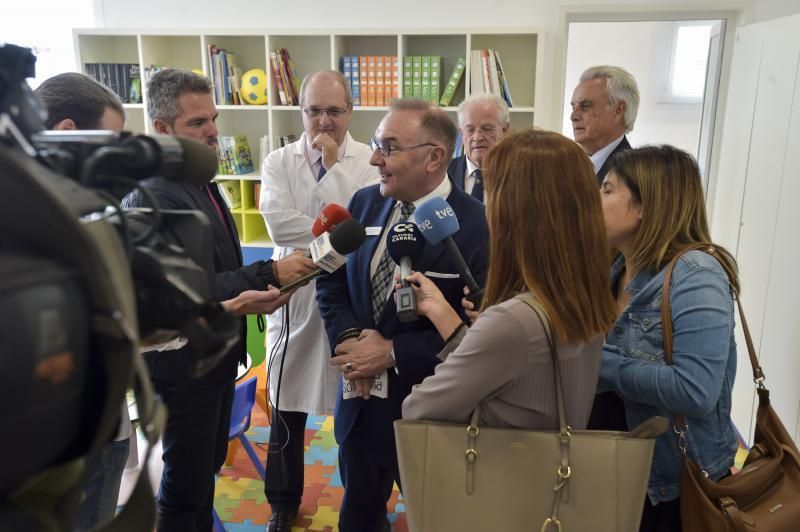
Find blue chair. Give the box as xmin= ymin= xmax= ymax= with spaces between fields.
xmin=213 ymin=376 xmax=266 ymax=531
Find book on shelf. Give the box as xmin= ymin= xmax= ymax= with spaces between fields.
xmin=469 ymin=49 xmax=513 ymax=107
xmin=84 ymin=63 xmax=142 ymax=103
xmin=402 ymin=56 xmax=413 ymax=98
xmin=429 ymin=56 xmax=441 ymax=104
xmin=412 ymin=56 xmax=422 ymax=99
xmin=216 ymin=135 xmax=254 ymax=176
xmin=207 ymin=44 xmax=242 ymax=105
xmin=420 ymin=56 xmax=431 ymax=102
xmin=253 ymin=182 xmax=261 ymax=209
xmin=439 ymin=57 xmax=465 ymax=106
xmin=277 ymin=134 xmax=298 ymax=147
xmin=270 ymin=48 xmax=301 ymax=105
xmin=351 ymin=56 xmax=361 ymax=106
xmin=217 ymin=180 xmax=242 ymax=210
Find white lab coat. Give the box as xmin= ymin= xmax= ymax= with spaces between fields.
xmin=259 ymin=131 xmax=379 ymax=414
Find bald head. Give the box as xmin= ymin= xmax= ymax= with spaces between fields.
xmin=299 ymin=70 xmax=354 ymax=146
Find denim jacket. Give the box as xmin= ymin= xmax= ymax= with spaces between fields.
xmin=598 ymin=250 xmax=738 ymax=504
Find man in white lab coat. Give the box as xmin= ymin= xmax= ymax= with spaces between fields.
xmin=259 ymin=70 xmax=380 ymax=532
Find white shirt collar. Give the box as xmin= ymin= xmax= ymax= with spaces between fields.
xmin=590 ymin=134 xmax=625 ymax=175
xmin=465 ymin=156 xmax=480 ymax=178
xmin=400 ymin=174 xmax=452 ymax=212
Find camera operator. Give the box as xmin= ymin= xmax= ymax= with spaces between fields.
xmin=121 ymin=68 xmax=315 ymax=532
xmin=33 ymin=72 xmax=131 ymax=532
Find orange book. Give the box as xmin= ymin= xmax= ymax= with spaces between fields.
xmin=367 ymin=56 xmax=377 ymax=107
xmin=359 ymin=56 xmax=369 ymax=107
xmin=383 ymin=56 xmax=394 ymax=104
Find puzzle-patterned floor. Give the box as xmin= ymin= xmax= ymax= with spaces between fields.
xmin=213 ymin=407 xmax=407 ymax=532
xmin=214 ymin=402 xmax=750 ymax=532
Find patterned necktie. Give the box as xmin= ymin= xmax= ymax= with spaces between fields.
xmin=471 ymin=168 xmax=484 ymax=203
xmin=370 ymin=201 xmax=416 ymax=323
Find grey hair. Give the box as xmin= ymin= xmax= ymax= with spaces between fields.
xmin=145 ymin=68 xmax=212 ymax=129
xmin=298 ymin=70 xmax=353 ymax=109
xmin=456 ymin=93 xmax=509 ymax=127
xmin=580 ymin=65 xmax=640 ymax=133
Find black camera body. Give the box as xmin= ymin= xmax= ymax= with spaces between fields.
xmin=0 ymin=43 xmax=236 ymax=530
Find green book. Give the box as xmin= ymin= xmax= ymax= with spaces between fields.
xmin=420 ymin=56 xmax=431 ymax=101
xmin=439 ymin=57 xmax=466 ymax=106
xmin=403 ymin=56 xmax=413 ymax=98
xmin=430 ymin=56 xmax=441 ymax=103
xmin=412 ymin=56 xmax=422 ymax=99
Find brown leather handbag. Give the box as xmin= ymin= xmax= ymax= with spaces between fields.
xmin=661 ymin=245 xmax=800 ymax=531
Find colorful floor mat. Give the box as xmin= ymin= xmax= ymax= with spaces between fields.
xmin=213 ymin=407 xmax=407 ymax=532
xmin=214 ymin=404 xmax=750 ymax=531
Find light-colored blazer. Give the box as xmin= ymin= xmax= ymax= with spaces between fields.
xmin=402 ymin=293 xmax=604 ymax=430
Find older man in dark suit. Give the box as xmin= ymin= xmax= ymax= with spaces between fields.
xmin=570 ymin=65 xmax=640 ymax=184
xmin=447 ymin=93 xmax=509 ymax=203
xmin=317 ymin=99 xmax=489 ymax=532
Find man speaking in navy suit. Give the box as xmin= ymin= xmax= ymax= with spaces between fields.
xmin=316 ymin=99 xmax=489 ymax=531
xmin=447 ymin=93 xmax=509 ymax=204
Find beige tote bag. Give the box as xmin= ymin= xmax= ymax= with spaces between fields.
xmin=395 ymin=295 xmax=666 ymax=532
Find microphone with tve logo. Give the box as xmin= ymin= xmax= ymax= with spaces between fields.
xmin=386 ymin=222 xmax=426 ymax=322
xmin=414 ymin=196 xmax=483 ymax=307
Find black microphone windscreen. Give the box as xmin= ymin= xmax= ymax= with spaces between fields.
xmin=171 ymin=135 xmax=218 ymax=185
xmin=386 ymin=222 xmax=425 ymax=263
xmin=328 ymin=218 xmax=366 ymax=254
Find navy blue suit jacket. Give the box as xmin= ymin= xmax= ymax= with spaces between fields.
xmin=316 ymin=183 xmax=489 ymax=464
xmin=595 ymin=135 xmax=631 ymax=185
xmin=447 ymin=155 xmax=468 ymax=191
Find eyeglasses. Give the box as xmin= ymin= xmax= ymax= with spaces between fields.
xmin=370 ymin=138 xmax=440 ymax=158
xmin=302 ymin=107 xmax=348 ymax=118
xmin=463 ymin=124 xmax=499 ymax=138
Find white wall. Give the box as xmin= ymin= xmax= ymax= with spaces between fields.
xmin=710 ymin=11 xmax=800 ymax=443
xmin=561 ymin=21 xmax=703 ymax=155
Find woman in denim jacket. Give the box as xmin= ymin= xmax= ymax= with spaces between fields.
xmin=597 ymin=145 xmax=739 ymax=531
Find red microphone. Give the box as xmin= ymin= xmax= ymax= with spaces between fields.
xmin=312 ymin=204 xmax=351 ymax=237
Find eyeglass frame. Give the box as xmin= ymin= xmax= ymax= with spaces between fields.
xmin=370 ymin=138 xmax=442 ymax=158
xmin=462 ymin=124 xmax=502 ymax=138
xmin=302 ymin=106 xmax=349 ymax=118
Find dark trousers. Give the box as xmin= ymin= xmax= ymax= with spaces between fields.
xmin=337 ymin=414 xmax=398 ymax=532
xmin=639 ymin=497 xmax=681 ymax=532
xmin=264 ymin=409 xmax=308 ymax=512
xmin=153 ymin=377 xmax=234 ymax=532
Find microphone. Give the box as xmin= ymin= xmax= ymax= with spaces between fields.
xmin=305 ymin=204 xmax=352 ymax=258
xmin=308 ymin=217 xmax=366 ymax=273
xmin=414 ymin=196 xmax=484 ymax=307
xmin=386 ymin=222 xmax=426 ymax=322
xmin=312 ymin=203 xmax=351 ymax=237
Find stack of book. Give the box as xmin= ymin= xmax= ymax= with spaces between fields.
xmin=208 ymin=45 xmax=242 ymax=105
xmin=84 ymin=63 xmax=142 ymax=103
xmin=216 ymin=135 xmax=254 ymax=176
xmin=469 ymin=49 xmax=514 ymax=107
xmin=341 ymin=56 xmax=399 ymax=107
xmin=401 ymin=56 xmax=443 ymax=104
xmin=270 ymin=48 xmax=301 ymax=106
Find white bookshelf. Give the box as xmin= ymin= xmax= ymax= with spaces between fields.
xmin=74 ymin=28 xmax=543 ymax=246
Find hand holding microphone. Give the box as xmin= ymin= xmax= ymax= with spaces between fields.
xmin=414 ymin=197 xmax=484 ymax=307
xmin=385 ymin=222 xmax=426 ymax=322
xmin=305 ymin=204 xmax=352 ymax=258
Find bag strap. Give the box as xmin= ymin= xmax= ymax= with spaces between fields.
xmin=517 ymin=294 xmax=572 ymax=532
xmin=661 ymin=244 xmax=766 ymax=436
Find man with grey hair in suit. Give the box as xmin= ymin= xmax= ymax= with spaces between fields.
xmin=570 ymin=65 xmax=640 ymax=184
xmin=447 ymin=93 xmax=509 ymax=203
